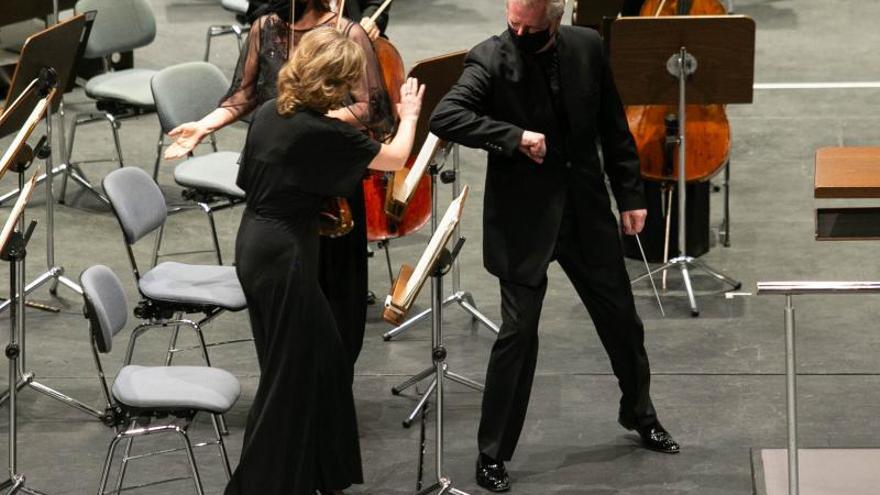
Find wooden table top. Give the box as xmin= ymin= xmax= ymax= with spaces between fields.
xmin=815 ymin=147 xmax=880 ymax=198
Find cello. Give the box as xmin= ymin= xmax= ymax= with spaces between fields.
xmin=625 ymin=0 xmax=731 ymax=183
xmin=361 ymin=0 xmax=433 ymax=246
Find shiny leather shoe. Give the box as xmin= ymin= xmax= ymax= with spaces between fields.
xmin=619 ymin=420 xmax=681 ymax=454
xmin=476 ymin=454 xmax=510 ymax=492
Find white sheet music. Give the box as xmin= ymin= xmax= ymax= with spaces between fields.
xmin=396 ymin=133 xmax=442 ymax=203
xmin=397 ymin=185 xmax=469 ymax=309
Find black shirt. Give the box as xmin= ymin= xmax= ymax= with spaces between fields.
xmin=534 ymin=43 xmax=571 ymax=162
xmin=237 ymin=101 xmax=381 ymax=222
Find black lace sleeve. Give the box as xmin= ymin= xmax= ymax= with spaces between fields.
xmin=220 ymin=14 xmax=290 ymax=120
xmin=341 ymin=20 xmax=395 ymax=141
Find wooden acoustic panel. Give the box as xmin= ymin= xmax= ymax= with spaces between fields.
xmin=814 ymin=147 xmax=880 ymax=199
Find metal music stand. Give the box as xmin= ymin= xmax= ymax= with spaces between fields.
xmin=382 ymin=51 xmax=500 ymax=341
xmin=390 ymin=159 xmax=483 ymax=428
xmin=0 ymin=81 xmax=55 ymax=495
xmin=0 ymin=71 xmax=105 ymax=421
xmin=0 ymin=14 xmax=89 ymax=317
xmin=414 ymin=244 xmax=471 ymax=495
xmin=384 ymin=190 xmax=472 ymax=495
xmin=610 ymin=15 xmax=754 ymax=316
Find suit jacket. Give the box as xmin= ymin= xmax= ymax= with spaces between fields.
xmin=429 ymin=26 xmax=645 ymax=287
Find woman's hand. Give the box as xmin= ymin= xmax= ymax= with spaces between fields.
xmin=163 ymin=121 xmax=211 ymax=160
xmin=396 ymin=77 xmax=425 ymax=123
xmin=359 ymin=17 xmax=380 ymax=41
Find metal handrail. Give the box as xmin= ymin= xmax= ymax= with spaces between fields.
xmin=758 ymin=281 xmax=880 ymax=295
xmin=756 ymin=279 xmax=880 ymax=495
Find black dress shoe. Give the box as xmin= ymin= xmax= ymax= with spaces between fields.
xmin=476 ymin=454 xmax=510 ymax=492
xmin=619 ymin=420 xmax=681 ymax=454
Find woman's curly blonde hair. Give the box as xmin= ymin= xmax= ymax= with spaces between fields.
xmin=276 ymin=27 xmax=365 ymax=116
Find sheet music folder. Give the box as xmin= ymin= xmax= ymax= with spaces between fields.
xmin=385 ymin=133 xmax=448 ymax=220
xmin=384 ymin=185 xmax=469 ymax=325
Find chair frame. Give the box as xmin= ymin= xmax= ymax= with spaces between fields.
xmin=150 ymin=62 xmax=248 ymax=265
xmin=85 ymin=303 xmax=233 ymax=494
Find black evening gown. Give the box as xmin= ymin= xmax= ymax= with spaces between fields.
xmin=225 ymin=101 xmax=380 ymax=495
xmin=220 ymin=12 xmax=395 ymax=369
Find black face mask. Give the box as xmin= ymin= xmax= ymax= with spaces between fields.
xmin=508 ymin=25 xmax=553 ymax=54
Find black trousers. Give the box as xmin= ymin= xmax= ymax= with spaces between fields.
xmin=478 ymin=205 xmax=657 ymax=461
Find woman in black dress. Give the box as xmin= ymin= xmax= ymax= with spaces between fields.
xmin=164 ymin=0 xmax=394 ymax=369
xmin=225 ymin=29 xmax=424 ymax=494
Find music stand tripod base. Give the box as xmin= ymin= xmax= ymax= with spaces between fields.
xmin=630 ymin=255 xmax=742 ymax=316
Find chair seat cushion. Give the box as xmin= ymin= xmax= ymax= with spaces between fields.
xmin=221 ymin=0 xmax=249 ymax=14
xmin=85 ymin=68 xmax=156 ymax=108
xmin=139 ymin=262 xmax=246 ymax=310
xmin=174 ymin=152 xmax=245 ymax=198
xmin=113 ymin=365 xmax=240 ymax=413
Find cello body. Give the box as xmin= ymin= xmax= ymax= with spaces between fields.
xmin=363 ymin=37 xmax=433 ymax=241
xmin=625 ymin=0 xmax=731 ymax=183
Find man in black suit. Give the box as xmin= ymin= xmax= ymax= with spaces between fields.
xmin=429 ymin=0 xmax=679 ymax=491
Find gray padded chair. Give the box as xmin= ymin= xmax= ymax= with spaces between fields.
xmin=204 ymin=0 xmax=250 ymax=62
xmin=151 ymin=62 xmax=246 ymax=265
xmin=81 ymin=265 xmax=238 ymax=495
xmin=102 ymin=166 xmax=249 ymax=369
xmin=64 ymin=0 xmax=158 ymax=199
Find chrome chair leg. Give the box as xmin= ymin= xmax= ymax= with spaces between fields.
xmin=113 ymin=436 xmax=135 ymax=495
xmin=204 ymin=26 xmax=213 ymax=62
xmin=176 ymin=426 xmax=206 ymax=495
xmin=212 ymin=413 xmax=233 ymax=480
xmin=153 ymin=129 xmax=164 ymax=181
xmin=164 ymin=316 xmax=183 ymax=366
xmin=199 ymin=203 xmax=224 ymax=265
xmin=151 ymin=224 xmax=164 ymax=270
xmin=97 ymin=433 xmax=125 ymax=495
xmin=103 ymin=113 xmax=124 ymax=167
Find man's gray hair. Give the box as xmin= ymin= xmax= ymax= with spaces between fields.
xmin=509 ymin=0 xmax=567 ymax=20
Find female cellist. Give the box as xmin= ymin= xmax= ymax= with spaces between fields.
xmin=163 ymin=0 xmax=395 ymax=370
xmin=227 ymin=30 xmax=424 ymax=495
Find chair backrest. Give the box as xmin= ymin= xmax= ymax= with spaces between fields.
xmin=81 ymin=265 xmax=129 ymax=354
xmin=103 ymin=167 xmax=167 ymax=245
xmin=151 ymin=62 xmax=230 ymax=133
xmin=76 ymin=0 xmax=156 ymax=59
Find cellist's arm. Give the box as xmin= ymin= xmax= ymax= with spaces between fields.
xmin=369 ymin=78 xmax=424 ymax=171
